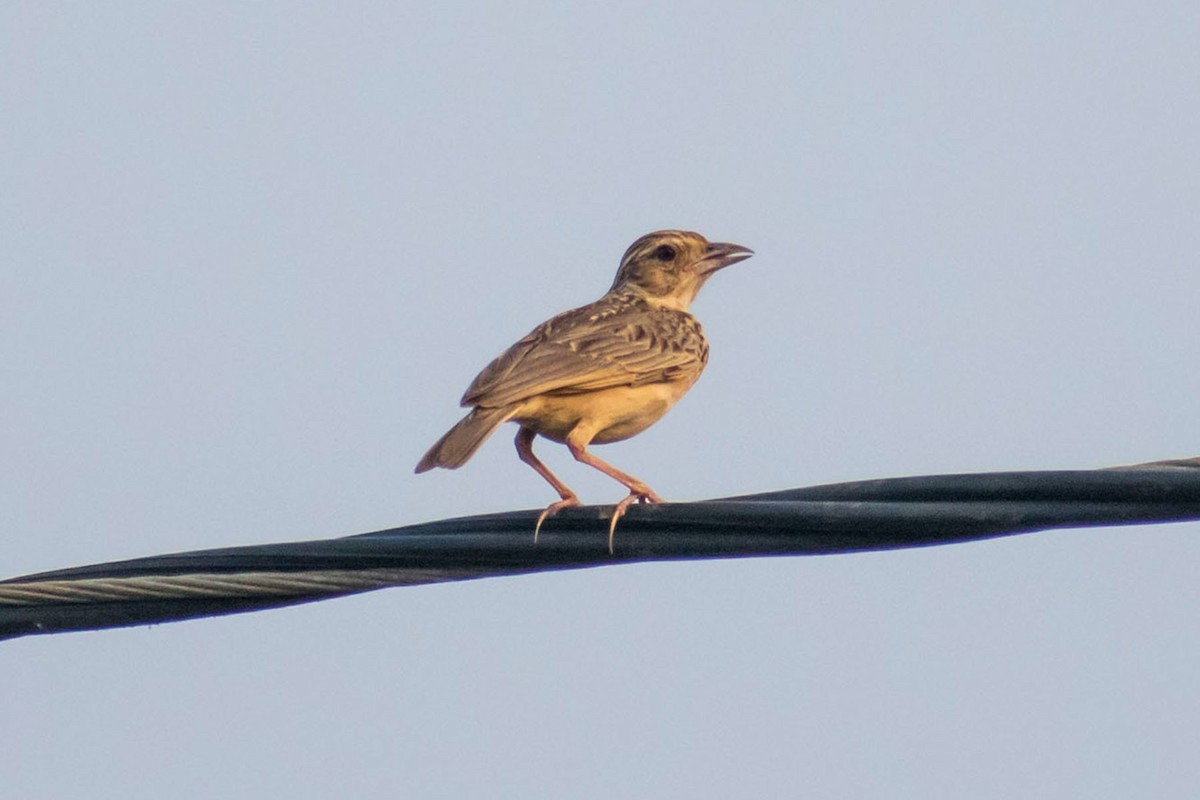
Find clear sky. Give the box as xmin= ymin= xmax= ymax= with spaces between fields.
xmin=4 ymin=3 xmax=1199 ymax=797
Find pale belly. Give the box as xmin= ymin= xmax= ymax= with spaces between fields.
xmin=510 ymin=381 xmax=694 ymax=444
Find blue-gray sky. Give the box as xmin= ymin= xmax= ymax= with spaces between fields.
xmin=4 ymin=3 xmax=1199 ymax=797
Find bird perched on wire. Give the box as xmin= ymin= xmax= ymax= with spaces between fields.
xmin=415 ymin=229 xmax=753 ymax=551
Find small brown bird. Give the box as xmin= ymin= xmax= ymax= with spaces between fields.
xmin=415 ymin=230 xmax=753 ymax=551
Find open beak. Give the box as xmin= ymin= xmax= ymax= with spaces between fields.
xmin=695 ymin=241 xmax=754 ymax=275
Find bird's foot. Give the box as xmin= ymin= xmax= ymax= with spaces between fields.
xmin=534 ymin=495 xmax=582 ymax=543
xmin=607 ymin=488 xmax=664 ymax=554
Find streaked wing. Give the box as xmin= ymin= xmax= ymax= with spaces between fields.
xmin=461 ymin=297 xmax=706 ymax=409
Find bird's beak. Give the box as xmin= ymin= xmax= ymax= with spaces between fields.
xmin=694 ymin=242 xmax=754 ymax=275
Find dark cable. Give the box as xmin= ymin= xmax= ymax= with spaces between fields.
xmin=3 ymin=459 xmax=1197 ymax=640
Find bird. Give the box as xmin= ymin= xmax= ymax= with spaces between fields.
xmin=415 ymin=229 xmax=753 ymax=552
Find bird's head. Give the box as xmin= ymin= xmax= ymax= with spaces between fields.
xmin=609 ymin=230 xmax=753 ymax=311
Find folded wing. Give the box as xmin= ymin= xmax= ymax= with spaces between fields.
xmin=461 ymin=298 xmax=707 ymax=409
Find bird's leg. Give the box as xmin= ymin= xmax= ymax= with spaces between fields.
xmin=565 ymin=434 xmax=664 ymax=553
xmin=515 ymin=427 xmax=580 ymax=542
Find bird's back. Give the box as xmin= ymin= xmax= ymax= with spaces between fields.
xmin=461 ymin=292 xmax=709 ymax=411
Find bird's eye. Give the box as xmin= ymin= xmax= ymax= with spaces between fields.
xmin=653 ymin=244 xmax=676 ymax=261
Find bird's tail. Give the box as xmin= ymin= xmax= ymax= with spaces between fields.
xmin=415 ymin=406 xmax=516 ymax=472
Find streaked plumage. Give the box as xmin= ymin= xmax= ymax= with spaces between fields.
xmin=416 ymin=230 xmax=752 ymax=551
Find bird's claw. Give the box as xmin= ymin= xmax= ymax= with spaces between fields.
xmin=534 ymin=496 xmax=581 ymax=543
xmin=607 ymin=489 xmax=664 ymax=554
xmin=534 ymin=489 xmax=663 ymax=554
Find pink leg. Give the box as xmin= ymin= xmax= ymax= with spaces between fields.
xmin=515 ymin=427 xmax=580 ymax=542
xmin=565 ymin=434 xmax=664 ymax=553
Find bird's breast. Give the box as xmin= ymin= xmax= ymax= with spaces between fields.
xmin=511 ymin=379 xmax=697 ymax=445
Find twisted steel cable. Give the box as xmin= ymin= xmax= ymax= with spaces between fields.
xmin=3 ymin=459 xmax=1197 ymax=640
